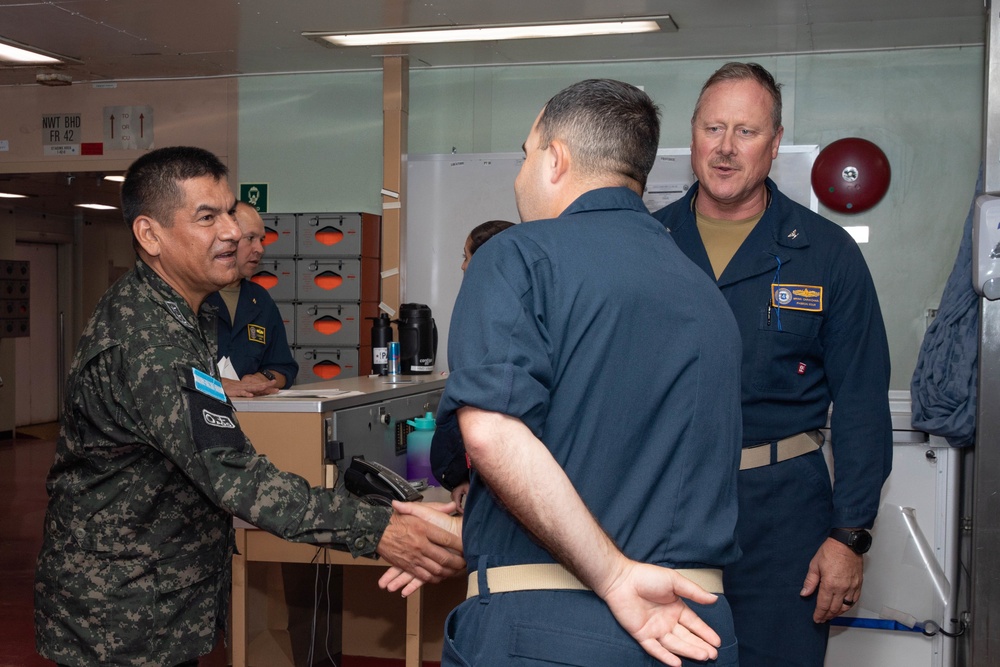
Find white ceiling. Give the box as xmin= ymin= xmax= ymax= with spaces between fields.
xmin=0 ymin=0 xmax=988 ymax=87
xmin=0 ymin=0 xmax=988 ymax=226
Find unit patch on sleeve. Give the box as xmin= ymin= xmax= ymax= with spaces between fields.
xmin=186 ymin=391 xmax=246 ymax=452
xmin=771 ymin=284 xmax=823 ymax=312
xmin=182 ymin=368 xmax=246 ymax=452
xmin=182 ymin=366 xmax=246 ymax=452
xmin=247 ymin=324 xmax=266 ymax=345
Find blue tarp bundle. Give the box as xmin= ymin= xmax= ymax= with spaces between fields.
xmin=910 ymin=167 xmax=982 ymax=447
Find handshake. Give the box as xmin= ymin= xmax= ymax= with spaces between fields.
xmin=374 ymin=499 xmax=465 ymax=596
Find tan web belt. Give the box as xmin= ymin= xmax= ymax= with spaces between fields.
xmin=466 ymin=563 xmax=724 ymax=599
xmin=739 ymin=430 xmax=823 ymax=471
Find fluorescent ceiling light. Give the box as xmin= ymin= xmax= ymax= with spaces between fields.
xmin=306 ymin=17 xmax=667 ymax=48
xmin=75 ymin=203 xmax=117 ymax=211
xmin=0 ymin=192 xmax=28 ymax=199
xmin=103 ymin=175 xmax=126 ymax=183
xmin=0 ymin=38 xmax=63 ymax=64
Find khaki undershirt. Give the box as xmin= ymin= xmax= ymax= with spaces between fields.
xmin=219 ymin=283 xmax=241 ymax=325
xmin=696 ymin=210 xmax=764 ymax=280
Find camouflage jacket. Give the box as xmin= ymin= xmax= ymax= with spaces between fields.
xmin=35 ymin=259 xmax=391 ymax=667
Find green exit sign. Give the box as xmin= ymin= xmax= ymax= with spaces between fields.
xmin=239 ymin=183 xmax=268 ymax=212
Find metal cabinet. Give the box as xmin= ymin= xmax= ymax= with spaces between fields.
xmin=250 ymin=211 xmax=381 ymax=379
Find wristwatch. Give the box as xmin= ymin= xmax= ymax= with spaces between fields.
xmin=830 ymin=528 xmax=872 ymax=555
xmin=260 ymin=369 xmax=276 ymax=381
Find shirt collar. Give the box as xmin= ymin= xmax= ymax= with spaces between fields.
xmin=561 ymin=186 xmax=649 ymax=218
xmin=134 ymin=258 xmax=202 ymax=331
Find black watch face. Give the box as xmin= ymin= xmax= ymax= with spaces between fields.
xmin=851 ymin=530 xmax=873 ymax=554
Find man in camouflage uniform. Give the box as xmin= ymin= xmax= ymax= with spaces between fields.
xmin=34 ymin=146 xmax=464 ymax=667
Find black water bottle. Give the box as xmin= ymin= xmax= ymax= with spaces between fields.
xmin=369 ymin=313 xmax=393 ymax=376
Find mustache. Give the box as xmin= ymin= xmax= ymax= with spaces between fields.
xmin=710 ymin=159 xmax=739 ymax=169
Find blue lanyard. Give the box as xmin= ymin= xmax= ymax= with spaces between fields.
xmin=768 ymin=255 xmax=783 ymax=332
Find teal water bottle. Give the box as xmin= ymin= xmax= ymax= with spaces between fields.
xmin=406 ymin=412 xmax=437 ymax=485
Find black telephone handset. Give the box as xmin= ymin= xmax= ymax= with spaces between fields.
xmin=344 ymin=456 xmax=423 ymax=504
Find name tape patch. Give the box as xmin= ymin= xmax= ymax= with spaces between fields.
xmin=203 ymin=409 xmax=236 ymax=429
xmin=248 ymin=324 xmax=266 ymax=345
xmin=771 ymin=284 xmax=823 ymax=312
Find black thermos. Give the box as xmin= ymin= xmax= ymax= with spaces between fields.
xmin=369 ymin=313 xmax=393 ymax=375
xmin=395 ymin=303 xmax=437 ymax=374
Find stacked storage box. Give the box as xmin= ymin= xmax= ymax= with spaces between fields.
xmin=252 ymin=212 xmax=381 ymax=383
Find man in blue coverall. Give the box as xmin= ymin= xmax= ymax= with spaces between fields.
xmin=386 ymin=79 xmax=744 ymax=666
xmin=206 ymin=201 xmax=298 ymax=397
xmin=652 ymin=62 xmax=893 ymax=666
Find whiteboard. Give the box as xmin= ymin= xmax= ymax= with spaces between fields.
xmin=404 ymin=145 xmax=819 ymax=372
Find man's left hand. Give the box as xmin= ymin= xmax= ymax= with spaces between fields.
xmin=222 ymin=374 xmax=279 ymax=398
xmin=800 ymin=538 xmax=863 ymax=623
xmin=599 ymin=561 xmax=722 ymax=667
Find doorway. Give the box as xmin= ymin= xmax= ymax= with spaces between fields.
xmin=13 ymin=242 xmax=59 ymax=427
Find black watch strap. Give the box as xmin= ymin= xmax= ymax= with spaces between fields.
xmin=260 ymin=369 xmax=276 ymax=381
xmin=829 ymin=528 xmax=872 ymax=555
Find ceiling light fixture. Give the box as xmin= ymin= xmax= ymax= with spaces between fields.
xmin=75 ymin=203 xmax=117 ymax=211
xmin=0 ymin=192 xmax=29 ymax=199
xmin=0 ymin=37 xmax=68 ymax=64
xmin=103 ymin=175 xmax=126 ymax=183
xmin=305 ymin=16 xmax=671 ymax=48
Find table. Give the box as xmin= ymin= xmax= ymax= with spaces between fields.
xmin=229 ymin=376 xmax=452 ymax=667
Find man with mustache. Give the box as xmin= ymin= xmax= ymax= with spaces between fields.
xmin=652 ymin=62 xmax=892 ymax=666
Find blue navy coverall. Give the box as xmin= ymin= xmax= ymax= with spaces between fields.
xmin=437 ymin=187 xmax=743 ymax=666
xmin=205 ymin=279 xmax=298 ymax=386
xmin=654 ymin=179 xmax=892 ymax=667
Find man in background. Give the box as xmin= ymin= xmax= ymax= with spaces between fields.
xmin=422 ymin=78 xmax=742 ymax=666
xmin=35 ymin=145 xmax=463 ymax=667
xmin=653 ymin=62 xmax=892 ymax=666
xmin=206 ymin=200 xmax=298 ymax=397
